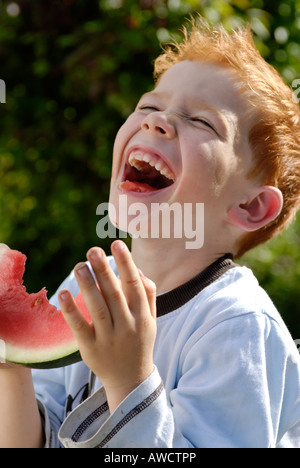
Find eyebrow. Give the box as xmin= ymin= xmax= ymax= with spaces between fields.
xmin=139 ymin=91 xmax=232 ymax=140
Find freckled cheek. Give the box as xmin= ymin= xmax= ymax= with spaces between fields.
xmin=176 ymin=164 xmax=212 ymax=204
xmin=181 ymin=143 xmax=229 ymax=200
xmin=212 ymin=158 xmax=229 ymax=186
xmin=195 ymin=140 xmax=231 ymax=183
xmin=184 ymin=142 xmax=217 ymax=182
xmin=210 ymin=153 xmax=241 ymax=202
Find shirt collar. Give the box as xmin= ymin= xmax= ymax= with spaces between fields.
xmin=156 ymin=254 xmax=236 ymax=317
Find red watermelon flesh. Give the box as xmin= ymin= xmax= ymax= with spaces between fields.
xmin=0 ymin=244 xmax=91 ymax=368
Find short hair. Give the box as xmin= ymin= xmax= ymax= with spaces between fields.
xmin=153 ymin=18 xmax=300 ymax=258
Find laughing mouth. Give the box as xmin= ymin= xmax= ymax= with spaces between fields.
xmin=120 ymin=150 xmax=176 ymax=193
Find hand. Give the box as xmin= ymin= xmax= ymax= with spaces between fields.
xmin=59 ymin=240 xmax=157 ymax=412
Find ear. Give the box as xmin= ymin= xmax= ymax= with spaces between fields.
xmin=227 ymin=186 xmax=283 ymax=232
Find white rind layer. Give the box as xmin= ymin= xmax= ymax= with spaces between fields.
xmin=0 ymin=339 xmax=79 ymax=365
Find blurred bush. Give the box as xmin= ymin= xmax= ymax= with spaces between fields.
xmin=0 ymin=0 xmax=299 ymax=337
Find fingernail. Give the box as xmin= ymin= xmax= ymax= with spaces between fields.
xmin=75 ymin=262 xmax=89 ymax=277
xmin=59 ymin=290 xmax=69 ymax=302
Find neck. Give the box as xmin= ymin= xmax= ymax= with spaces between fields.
xmin=131 ymin=237 xmax=228 ymax=295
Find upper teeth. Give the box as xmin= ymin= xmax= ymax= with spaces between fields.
xmin=128 ymin=152 xmax=175 ymax=181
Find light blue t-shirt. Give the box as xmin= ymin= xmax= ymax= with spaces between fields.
xmin=33 ymin=257 xmax=300 ymax=447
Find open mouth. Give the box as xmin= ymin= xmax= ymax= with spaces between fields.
xmin=120 ymin=150 xmax=176 ymax=193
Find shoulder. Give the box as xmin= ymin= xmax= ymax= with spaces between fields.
xmin=158 ymin=265 xmax=297 ymax=360
xmin=166 ymin=266 xmax=299 ymax=385
xmin=194 ymin=265 xmax=287 ymax=329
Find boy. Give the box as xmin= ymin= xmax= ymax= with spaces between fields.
xmin=1 ymin=20 xmax=300 ymax=448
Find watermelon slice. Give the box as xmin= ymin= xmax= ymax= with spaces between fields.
xmin=0 ymin=244 xmax=91 ymax=369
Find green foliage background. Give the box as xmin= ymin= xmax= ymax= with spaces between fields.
xmin=0 ymin=0 xmax=300 ymax=338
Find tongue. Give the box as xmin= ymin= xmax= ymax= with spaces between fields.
xmin=120 ymin=180 xmax=157 ymax=193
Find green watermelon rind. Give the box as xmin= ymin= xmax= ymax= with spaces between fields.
xmin=0 ymin=341 xmax=83 ymax=369
xmin=20 ymin=351 xmax=82 ymax=369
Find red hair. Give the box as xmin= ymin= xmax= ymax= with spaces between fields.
xmin=154 ymin=19 xmax=300 ymax=257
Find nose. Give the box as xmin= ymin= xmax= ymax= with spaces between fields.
xmin=141 ymin=111 xmax=176 ymax=139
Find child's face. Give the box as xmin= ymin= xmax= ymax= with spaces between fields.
xmin=109 ymin=60 xmax=254 ymax=241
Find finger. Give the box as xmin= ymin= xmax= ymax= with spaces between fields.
xmin=110 ymin=240 xmax=148 ymax=312
xmin=138 ymin=270 xmax=157 ymax=320
xmin=59 ymin=289 xmax=92 ymax=344
xmin=74 ymin=262 xmax=113 ymax=332
xmin=86 ymin=248 xmax=130 ymax=324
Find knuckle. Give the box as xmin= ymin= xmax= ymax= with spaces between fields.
xmin=71 ymin=315 xmax=87 ymax=332
xmin=125 ymin=276 xmax=140 ymax=289
xmin=93 ymin=306 xmax=107 ymax=321
xmin=109 ymin=288 xmax=123 ymax=305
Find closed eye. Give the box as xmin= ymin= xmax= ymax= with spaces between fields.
xmin=190 ymin=117 xmax=216 ymax=132
xmin=138 ymin=105 xmax=160 ymax=112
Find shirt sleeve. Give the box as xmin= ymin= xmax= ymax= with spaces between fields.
xmin=58 ymin=310 xmax=300 ymax=448
xmin=33 ymin=367 xmax=67 ymax=448
xmin=58 ymin=366 xmax=181 ymax=448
